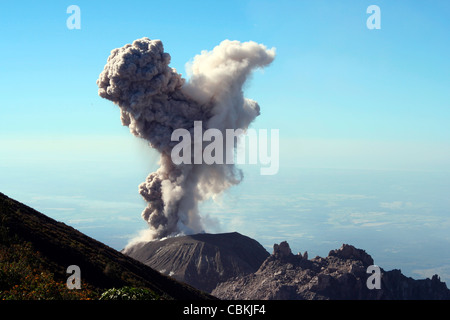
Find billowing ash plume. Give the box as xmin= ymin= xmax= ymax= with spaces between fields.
xmin=97 ymin=37 xmax=275 ymax=241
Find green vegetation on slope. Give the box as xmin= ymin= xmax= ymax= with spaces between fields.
xmin=0 ymin=235 xmax=99 ymax=300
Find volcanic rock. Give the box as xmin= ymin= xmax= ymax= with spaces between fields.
xmin=212 ymin=242 xmax=450 ymax=300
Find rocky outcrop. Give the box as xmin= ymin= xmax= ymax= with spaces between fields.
xmin=212 ymin=241 xmax=450 ymax=300
xmin=124 ymin=232 xmax=270 ymax=293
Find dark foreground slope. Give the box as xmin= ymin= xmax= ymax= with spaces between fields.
xmin=124 ymin=232 xmax=270 ymax=292
xmin=0 ymin=192 xmax=213 ymax=300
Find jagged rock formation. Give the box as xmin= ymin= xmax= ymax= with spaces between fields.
xmin=212 ymin=241 xmax=450 ymax=300
xmin=123 ymin=232 xmax=270 ymax=293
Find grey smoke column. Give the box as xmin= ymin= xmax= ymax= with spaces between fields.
xmin=97 ymin=37 xmax=275 ymax=240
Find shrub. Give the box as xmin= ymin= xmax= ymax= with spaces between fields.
xmin=99 ymin=286 xmax=158 ymax=300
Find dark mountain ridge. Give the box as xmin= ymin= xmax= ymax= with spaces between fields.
xmin=0 ymin=192 xmax=213 ymax=300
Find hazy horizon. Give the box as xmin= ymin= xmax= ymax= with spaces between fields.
xmin=3 ymin=150 xmax=450 ymax=284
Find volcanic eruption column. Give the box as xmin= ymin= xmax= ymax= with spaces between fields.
xmin=97 ymin=37 xmax=275 ymax=240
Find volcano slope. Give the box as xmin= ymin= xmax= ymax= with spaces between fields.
xmin=123 ymin=232 xmax=270 ymax=293
xmin=0 ymin=192 xmax=214 ymax=300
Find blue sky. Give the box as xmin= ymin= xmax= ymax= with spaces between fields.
xmin=1 ymin=1 xmax=449 ymax=169
xmin=1 ymin=1 xmax=449 ymax=282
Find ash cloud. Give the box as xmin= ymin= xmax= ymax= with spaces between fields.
xmin=97 ymin=37 xmax=275 ymax=241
